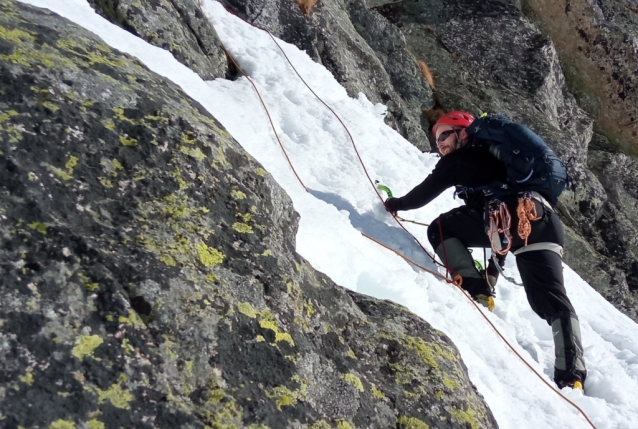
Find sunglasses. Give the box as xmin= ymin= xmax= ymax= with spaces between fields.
xmin=436 ymin=130 xmax=455 ymax=144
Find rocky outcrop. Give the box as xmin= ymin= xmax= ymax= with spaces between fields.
xmin=522 ymin=0 xmax=638 ymax=157
xmin=0 ymin=1 xmax=497 ymax=427
xmin=87 ymin=0 xmax=229 ymax=80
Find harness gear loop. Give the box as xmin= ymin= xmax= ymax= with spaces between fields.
xmin=488 ymin=200 xmax=513 ymax=255
xmin=517 ymin=193 xmax=541 ymax=246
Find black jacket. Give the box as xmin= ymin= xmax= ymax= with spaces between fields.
xmin=393 ymin=146 xmax=508 ymax=211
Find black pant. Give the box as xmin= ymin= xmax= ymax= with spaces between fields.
xmin=427 ymin=200 xmax=586 ymax=386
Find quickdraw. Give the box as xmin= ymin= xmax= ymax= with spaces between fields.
xmin=487 ymin=200 xmax=513 ymax=255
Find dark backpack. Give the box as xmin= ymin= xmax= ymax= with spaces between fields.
xmin=465 ymin=113 xmax=571 ymax=205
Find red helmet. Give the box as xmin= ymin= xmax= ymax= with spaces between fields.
xmin=433 ymin=111 xmax=475 ymax=134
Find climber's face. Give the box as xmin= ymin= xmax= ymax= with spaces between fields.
xmin=435 ymin=125 xmax=459 ymax=156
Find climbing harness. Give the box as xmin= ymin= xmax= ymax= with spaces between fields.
xmin=204 ymin=6 xmax=597 ymax=427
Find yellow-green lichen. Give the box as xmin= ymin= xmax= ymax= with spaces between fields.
xmin=98 ymin=177 xmax=113 ymax=188
xmin=255 ymin=168 xmax=267 ymax=176
xmin=304 ymin=301 xmax=315 ymax=317
xmin=259 ymin=319 xmax=295 ymax=346
xmin=95 ymin=383 xmax=133 ymax=409
xmin=28 ymin=222 xmax=46 ymax=235
xmin=215 ymin=147 xmax=229 ymax=167
xmin=346 ymin=348 xmax=357 ymax=359
xmin=184 ymin=360 xmax=194 ymax=377
xmin=0 ymin=46 xmax=65 ymax=69
xmin=111 ymin=107 xmax=134 ymax=123
xmin=172 ymin=168 xmax=189 ymax=189
xmin=0 ymin=109 xmax=19 ymax=124
xmin=200 ymin=383 xmax=243 ymax=427
xmin=45 ymin=163 xmax=73 ymax=181
xmin=65 ymin=155 xmax=78 ymax=173
xmin=0 ymin=26 xmax=36 ymax=43
xmin=71 ymin=335 xmax=103 ymax=359
xmin=266 ymin=377 xmax=309 ymax=411
xmin=85 ymin=281 xmax=99 ymax=292
xmin=336 ymin=421 xmax=353 ymax=429
xmin=371 ymin=386 xmax=385 ymax=399
xmin=397 ymin=416 xmax=430 ymax=429
xmin=20 ymin=372 xmax=34 ymax=385
xmin=181 ymin=131 xmax=197 ymax=144
xmin=237 ymin=302 xmax=258 ymax=318
xmin=232 ymin=222 xmax=254 ymax=234
xmin=442 ymin=375 xmax=460 ymax=391
xmin=159 ymin=254 xmax=176 ymax=267
xmin=100 ymin=158 xmax=124 ymax=177
xmin=87 ymin=419 xmax=105 ymax=429
xmin=49 ymin=420 xmax=76 ymax=429
xmin=179 ymin=145 xmax=207 ymax=160
xmin=262 ymin=249 xmax=272 ymax=257
xmin=118 ymin=311 xmax=146 ymax=329
xmin=102 ymin=118 xmax=115 ymax=130
xmin=231 ymin=190 xmax=246 ymax=200
xmin=342 ymin=373 xmax=364 ymax=392
xmin=405 ymin=336 xmax=438 ymax=369
xmin=56 ymin=39 xmax=127 ymax=69
xmin=435 ymin=390 xmax=444 ymax=399
xmin=256 ymin=335 xmax=265 ymax=342
xmin=119 ymin=136 xmax=137 ymax=147
xmin=121 ymin=338 xmax=135 ymax=354
xmin=450 ymin=407 xmax=479 ymax=429
xmin=236 ymin=213 xmax=252 ymax=222
xmin=195 ymin=242 xmax=224 ymax=268
xmin=40 ymin=101 xmax=59 ymax=112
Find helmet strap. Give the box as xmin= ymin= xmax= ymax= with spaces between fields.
xmin=454 ymin=130 xmax=462 ymax=150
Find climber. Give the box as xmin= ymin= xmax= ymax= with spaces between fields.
xmin=383 ymin=111 xmax=587 ymax=390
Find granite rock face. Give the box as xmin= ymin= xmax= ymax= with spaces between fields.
xmin=0 ymin=1 xmax=497 ymax=428
xmin=522 ymin=0 xmax=638 ymax=157
xmin=87 ymin=0 xmax=229 ymax=80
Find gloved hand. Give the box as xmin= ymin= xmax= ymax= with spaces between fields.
xmin=384 ymin=197 xmax=401 ymax=215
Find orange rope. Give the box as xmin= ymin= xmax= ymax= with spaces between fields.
xmin=206 ymin=7 xmax=596 ymax=428
xmin=517 ymin=196 xmax=541 ymax=246
xmin=362 ymin=233 xmax=461 ymax=286
xmin=218 ymin=45 xmax=309 ymax=193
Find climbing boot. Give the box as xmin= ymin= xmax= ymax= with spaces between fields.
xmin=474 ymin=294 xmax=495 ymax=311
xmin=434 ymin=239 xmax=495 ymax=311
xmin=552 ymin=314 xmax=587 ymax=390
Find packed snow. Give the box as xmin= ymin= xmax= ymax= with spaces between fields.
xmin=20 ymin=0 xmax=638 ymax=427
